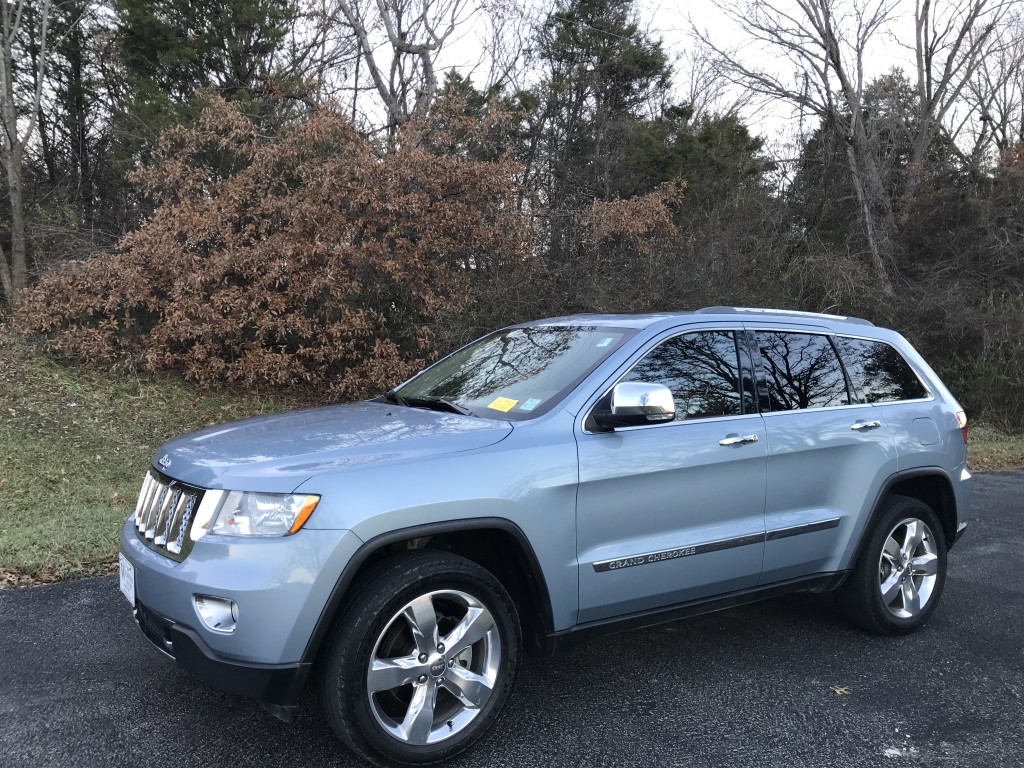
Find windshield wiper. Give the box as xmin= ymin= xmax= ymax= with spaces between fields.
xmin=382 ymin=390 xmax=475 ymax=417
xmin=403 ymin=397 xmax=476 ymax=417
xmin=382 ymin=390 xmax=408 ymax=407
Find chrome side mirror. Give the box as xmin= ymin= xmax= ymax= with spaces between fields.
xmin=592 ymin=382 xmax=676 ymax=430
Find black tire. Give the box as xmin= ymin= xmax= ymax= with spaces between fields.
xmin=835 ymin=494 xmax=947 ymax=635
xmin=319 ymin=550 xmax=521 ymax=767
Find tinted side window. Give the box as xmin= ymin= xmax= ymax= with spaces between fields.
xmin=834 ymin=337 xmax=928 ymax=403
xmin=755 ymin=331 xmax=850 ymax=411
xmin=623 ymin=331 xmax=744 ymax=420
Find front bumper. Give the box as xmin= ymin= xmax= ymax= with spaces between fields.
xmin=120 ymin=518 xmax=363 ymax=717
xmin=133 ymin=598 xmax=309 ymax=720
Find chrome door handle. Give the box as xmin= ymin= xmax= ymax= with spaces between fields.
xmin=850 ymin=420 xmax=882 ymax=431
xmin=720 ymin=434 xmax=759 ymax=446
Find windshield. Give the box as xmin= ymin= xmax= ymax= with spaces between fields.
xmin=394 ymin=325 xmax=636 ymax=420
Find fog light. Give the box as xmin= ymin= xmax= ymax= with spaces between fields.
xmin=194 ymin=595 xmax=238 ymax=634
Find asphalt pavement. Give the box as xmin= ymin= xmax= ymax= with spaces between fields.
xmin=1 ymin=471 xmax=1022 ymax=768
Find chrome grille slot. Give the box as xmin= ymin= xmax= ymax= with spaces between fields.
xmin=132 ymin=470 xmax=205 ymax=562
xmin=155 ymin=488 xmax=181 ymax=546
xmin=145 ymin=484 xmax=169 ymax=539
xmin=136 ymin=475 xmax=159 ymax=533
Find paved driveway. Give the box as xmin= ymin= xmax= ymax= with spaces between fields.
xmin=1 ymin=471 xmax=1022 ymax=768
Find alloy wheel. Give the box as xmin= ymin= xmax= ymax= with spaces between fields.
xmin=877 ymin=517 xmax=940 ymax=619
xmin=367 ymin=589 xmax=502 ymax=746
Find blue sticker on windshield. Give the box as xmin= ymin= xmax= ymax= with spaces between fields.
xmin=520 ymin=398 xmax=543 ymax=411
xmin=596 ymin=337 xmax=613 ymax=348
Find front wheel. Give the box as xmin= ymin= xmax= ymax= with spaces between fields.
xmin=320 ymin=551 xmax=521 ymax=766
xmin=836 ymin=495 xmax=948 ymax=635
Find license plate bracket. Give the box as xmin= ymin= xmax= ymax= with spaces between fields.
xmin=119 ymin=553 xmax=135 ymax=605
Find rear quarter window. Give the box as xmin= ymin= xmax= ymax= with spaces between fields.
xmin=834 ymin=337 xmax=929 ymax=403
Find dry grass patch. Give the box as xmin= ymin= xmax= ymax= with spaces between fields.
xmin=0 ymin=331 xmax=284 ymax=584
xmin=968 ymin=423 xmax=1024 ymax=472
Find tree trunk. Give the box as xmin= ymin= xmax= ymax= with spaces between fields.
xmin=0 ymin=238 xmax=12 ymax=305
xmin=6 ymin=142 xmax=29 ymax=302
xmin=27 ymin=17 xmax=58 ymax=186
xmin=844 ymin=129 xmax=896 ymax=296
xmin=69 ymin=21 xmax=92 ymax=227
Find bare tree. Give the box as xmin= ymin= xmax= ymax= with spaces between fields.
xmin=692 ymin=0 xmax=1017 ymax=292
xmin=958 ymin=9 xmax=1024 ymax=161
xmin=272 ymin=0 xmax=363 ymax=107
xmin=0 ymin=0 xmax=53 ymax=306
xmin=905 ymin=0 xmax=1013 ymax=193
xmin=473 ymin=0 xmax=536 ymax=94
xmin=675 ymin=38 xmax=757 ymax=120
xmin=1 ymin=0 xmax=95 ymax=306
xmin=692 ymin=0 xmax=899 ymax=292
xmin=335 ymin=0 xmax=476 ymax=135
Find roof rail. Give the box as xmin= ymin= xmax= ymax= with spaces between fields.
xmin=695 ymin=306 xmax=874 ymax=327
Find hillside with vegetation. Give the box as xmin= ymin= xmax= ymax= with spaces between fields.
xmin=1 ymin=0 xmax=1023 ymax=581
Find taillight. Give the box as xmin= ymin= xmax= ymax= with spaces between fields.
xmin=956 ymin=411 xmax=968 ymax=444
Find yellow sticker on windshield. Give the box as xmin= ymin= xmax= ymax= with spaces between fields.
xmin=487 ymin=397 xmax=519 ymax=412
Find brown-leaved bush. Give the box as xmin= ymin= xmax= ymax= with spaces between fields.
xmin=16 ymin=96 xmax=529 ymax=399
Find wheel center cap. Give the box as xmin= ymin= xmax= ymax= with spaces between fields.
xmin=429 ymin=659 xmax=446 ymax=677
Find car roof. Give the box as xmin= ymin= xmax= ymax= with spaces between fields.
xmin=517 ymin=307 xmax=875 ymax=331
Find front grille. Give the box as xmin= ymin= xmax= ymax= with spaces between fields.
xmin=133 ymin=470 xmax=204 ymax=562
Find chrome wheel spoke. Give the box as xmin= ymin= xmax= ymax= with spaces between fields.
xmin=403 ymin=595 xmax=439 ymax=656
xmin=880 ymin=572 xmax=902 ymax=604
xmin=398 ymin=680 xmax=436 ymax=744
xmin=442 ymin=606 xmax=494 ymax=657
xmin=881 ymin=536 xmax=901 ymax=566
xmin=910 ymin=552 xmax=938 ymax=577
xmin=901 ymin=580 xmax=921 ymax=615
xmin=367 ymin=653 xmax=422 ymax=693
xmin=442 ymin=665 xmax=493 ymax=709
xmin=901 ymin=520 xmax=923 ymax=559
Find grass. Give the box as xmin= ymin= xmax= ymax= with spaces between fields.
xmin=0 ymin=332 xmax=283 ymax=585
xmin=1 ymin=330 xmax=1021 ymax=586
xmin=967 ymin=422 xmax=1024 ymax=473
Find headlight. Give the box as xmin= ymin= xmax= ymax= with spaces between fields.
xmin=193 ymin=491 xmax=320 ymax=538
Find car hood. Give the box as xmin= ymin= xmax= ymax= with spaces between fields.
xmin=152 ymin=401 xmax=512 ymax=492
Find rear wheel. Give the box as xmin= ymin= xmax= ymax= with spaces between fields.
xmin=836 ymin=495 xmax=947 ymax=635
xmin=320 ymin=551 xmax=521 ymax=766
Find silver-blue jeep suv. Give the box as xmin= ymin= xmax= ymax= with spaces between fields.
xmin=119 ymin=307 xmax=973 ymax=766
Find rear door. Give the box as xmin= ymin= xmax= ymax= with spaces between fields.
xmin=832 ymin=335 xmax=956 ymax=472
xmin=574 ymin=326 xmax=767 ymax=624
xmin=748 ymin=326 xmax=898 ymax=583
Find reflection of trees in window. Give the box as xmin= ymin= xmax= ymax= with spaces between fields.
xmin=428 ymin=328 xmax=576 ymax=400
xmin=834 ymin=338 xmax=927 ymax=403
xmin=403 ymin=326 xmax=624 ymax=408
xmin=757 ymin=332 xmax=849 ymax=411
xmin=624 ymin=332 xmax=743 ymax=420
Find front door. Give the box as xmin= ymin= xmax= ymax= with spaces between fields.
xmin=574 ymin=328 xmax=768 ymax=624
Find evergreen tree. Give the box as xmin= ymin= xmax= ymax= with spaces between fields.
xmin=537 ymin=0 xmax=671 ymax=204
xmin=112 ymin=0 xmax=292 ymax=166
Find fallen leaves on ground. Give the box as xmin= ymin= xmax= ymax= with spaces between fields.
xmin=0 ymin=556 xmax=119 ymax=590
